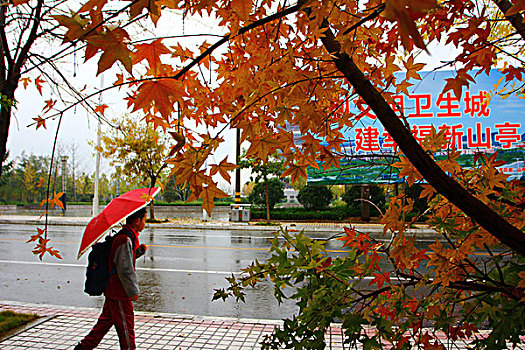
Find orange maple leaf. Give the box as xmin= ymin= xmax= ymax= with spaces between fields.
xmin=140 ymin=193 xmax=155 ymax=203
xmin=383 ymin=0 xmax=431 ymax=50
xmin=133 ymin=79 xmax=184 ymax=118
xmin=201 ymin=183 xmax=229 ymax=216
xmin=501 ymin=66 xmax=524 ymax=82
xmin=94 ymin=104 xmax=109 ymax=116
xmin=210 ymin=157 xmax=237 ymax=183
xmin=129 ymin=0 xmax=161 ymax=21
xmin=32 ymin=117 xmax=47 ymax=130
xmin=52 ymin=14 xmax=88 ymax=42
xmin=319 ymin=149 xmax=339 ymax=171
xmin=78 ymin=0 xmax=109 ymax=12
xmin=369 ymin=272 xmax=391 ymax=289
xmin=337 ymin=226 xmax=357 ymax=248
xmin=505 ymin=0 xmax=525 ymax=16
xmin=26 ymin=227 xmax=45 ymax=243
xmin=42 ymin=99 xmax=56 ymax=112
xmin=131 ymin=39 xmax=171 ymax=74
xmin=34 ymin=76 xmax=45 ymax=95
xmin=403 ymin=55 xmax=425 ymax=81
xmin=281 ymin=164 xmax=307 ymax=186
xmin=32 ymin=237 xmax=50 ymax=260
xmin=231 ymin=0 xmax=252 ymax=21
xmin=36 ymin=177 xmax=44 ymax=188
xmin=12 ymin=0 xmax=31 ymax=5
xmin=41 ymin=192 xmax=64 ymax=209
xmin=47 ymin=247 xmax=63 ymax=259
xmin=443 ymin=72 xmax=474 ymax=99
xmin=392 ymin=156 xmax=422 ymax=186
xmin=114 ymin=74 xmax=124 ymax=87
xmin=20 ymin=77 xmax=31 ymax=88
xmin=86 ymin=28 xmax=132 ymax=75
xmin=518 ymin=271 xmax=525 ymax=288
xmin=168 ymin=131 xmax=186 ymax=156
xmin=391 ymin=236 xmax=416 ymax=269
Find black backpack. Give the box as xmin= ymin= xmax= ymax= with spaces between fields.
xmin=84 ymin=229 xmax=135 ymax=296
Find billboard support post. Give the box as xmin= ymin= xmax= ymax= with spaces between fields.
xmin=360 ymin=184 xmax=370 ymax=222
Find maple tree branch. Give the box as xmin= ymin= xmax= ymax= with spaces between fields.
xmin=319 ymin=22 xmax=525 ymax=258
xmin=13 ymin=0 xmax=42 ymax=77
xmin=171 ymin=1 xmax=306 ymax=80
xmin=0 ymin=5 xmax=12 ymax=69
xmin=397 ymin=271 xmax=522 ymax=301
xmin=494 ymin=0 xmax=525 ymax=41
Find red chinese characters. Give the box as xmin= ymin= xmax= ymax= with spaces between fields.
xmin=494 ymin=122 xmax=521 ymax=149
xmin=355 ymin=126 xmax=381 ymax=152
xmin=464 ymin=91 xmax=490 ymax=117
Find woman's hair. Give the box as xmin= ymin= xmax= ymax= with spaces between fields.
xmin=126 ymin=207 xmax=147 ymax=225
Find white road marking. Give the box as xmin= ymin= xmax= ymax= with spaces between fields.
xmin=0 ymin=260 xmax=240 ymax=275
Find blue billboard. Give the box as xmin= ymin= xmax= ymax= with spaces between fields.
xmin=307 ymin=69 xmax=525 ymax=184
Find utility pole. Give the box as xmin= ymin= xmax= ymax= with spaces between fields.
xmin=92 ymin=74 xmax=103 ymax=217
xmin=60 ymin=155 xmax=68 ymax=213
xmin=235 ymin=128 xmax=241 ymax=207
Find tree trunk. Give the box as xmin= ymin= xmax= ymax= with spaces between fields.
xmin=0 ymin=88 xmax=14 ymax=178
xmin=149 ymin=176 xmax=156 ymax=220
xmin=265 ymin=180 xmax=270 ymax=222
xmin=320 ymin=22 xmax=525 ymax=257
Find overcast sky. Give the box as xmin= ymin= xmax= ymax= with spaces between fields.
xmin=6 ymin=9 xmax=460 ymax=191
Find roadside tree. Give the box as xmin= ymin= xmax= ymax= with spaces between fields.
xmin=98 ymin=116 xmax=172 ymax=219
xmin=240 ymin=153 xmax=284 ymax=221
xmin=297 ymin=185 xmax=333 ymax=210
xmin=247 ymin=178 xmax=284 ymax=212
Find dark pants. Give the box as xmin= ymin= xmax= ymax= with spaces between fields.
xmin=80 ymin=298 xmax=135 ymax=350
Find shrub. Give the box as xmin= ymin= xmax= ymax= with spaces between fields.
xmin=248 ymin=178 xmax=284 ymax=210
xmin=297 ymin=185 xmax=333 ymax=210
xmin=251 ymin=206 xmax=354 ymax=221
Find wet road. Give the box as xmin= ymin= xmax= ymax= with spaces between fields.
xmin=0 ymin=223 xmax=350 ymax=320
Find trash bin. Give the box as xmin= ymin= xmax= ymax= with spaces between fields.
xmin=241 ymin=208 xmax=251 ymax=222
xmin=231 ymin=208 xmax=240 ymax=222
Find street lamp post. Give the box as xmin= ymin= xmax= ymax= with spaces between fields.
xmin=115 ymin=163 xmax=121 ymax=197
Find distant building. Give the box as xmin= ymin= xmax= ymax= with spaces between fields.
xmin=284 ymin=189 xmax=299 ymax=203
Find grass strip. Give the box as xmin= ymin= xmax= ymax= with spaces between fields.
xmin=0 ymin=310 xmax=39 ymax=336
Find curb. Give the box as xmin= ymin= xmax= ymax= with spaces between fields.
xmin=0 ymin=215 xmax=438 ymax=239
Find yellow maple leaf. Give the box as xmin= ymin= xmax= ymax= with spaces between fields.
xmin=403 ymin=55 xmax=425 ymax=81
xmin=392 ymin=157 xmax=422 ymax=186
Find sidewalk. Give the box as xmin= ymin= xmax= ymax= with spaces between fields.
xmin=0 ymin=301 xmax=345 ymax=350
xmin=1 ymin=301 xmax=512 ymax=350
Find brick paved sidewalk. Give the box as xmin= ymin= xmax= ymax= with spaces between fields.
xmin=2 ymin=301 xmax=523 ymax=349
xmin=0 ymin=301 xmax=345 ymax=350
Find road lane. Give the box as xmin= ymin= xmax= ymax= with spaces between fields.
xmin=0 ymin=224 xmax=307 ymax=319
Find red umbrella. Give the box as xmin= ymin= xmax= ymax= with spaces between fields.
xmin=77 ymin=187 xmax=160 ymax=259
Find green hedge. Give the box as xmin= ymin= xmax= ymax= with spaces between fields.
xmin=251 ymin=206 xmax=361 ymax=221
